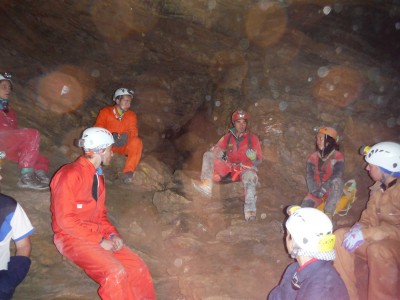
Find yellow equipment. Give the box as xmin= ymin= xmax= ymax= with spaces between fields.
xmin=317 ymin=179 xmax=357 ymax=216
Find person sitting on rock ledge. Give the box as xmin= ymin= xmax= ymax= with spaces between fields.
xmin=0 ymin=72 xmax=50 ymax=191
xmin=301 ymin=126 xmax=344 ymax=222
xmin=0 ymin=174 xmax=35 ymax=300
xmin=50 ymin=127 xmax=155 ymax=300
xmin=95 ymin=88 xmax=143 ymax=184
xmin=192 ymin=109 xmax=262 ymax=221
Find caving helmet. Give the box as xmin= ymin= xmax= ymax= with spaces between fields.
xmin=113 ymin=88 xmax=134 ymax=101
xmin=0 ymin=72 xmax=12 ymax=84
xmin=314 ymin=126 xmax=338 ymax=142
xmin=286 ymin=207 xmax=336 ymax=260
xmin=78 ymin=127 xmax=114 ymax=151
xmin=360 ymin=141 xmax=400 ymax=177
xmin=232 ymin=110 xmax=249 ymax=123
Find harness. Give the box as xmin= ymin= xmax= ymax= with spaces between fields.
xmin=225 ymin=131 xmax=252 ymax=154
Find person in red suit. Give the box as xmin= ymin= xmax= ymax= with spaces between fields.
xmin=50 ymin=127 xmax=155 ymax=300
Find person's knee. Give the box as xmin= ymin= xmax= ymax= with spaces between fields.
xmin=367 ymin=241 xmax=396 ymax=261
xmin=241 ymin=170 xmax=257 ymax=184
xmin=301 ymin=198 xmax=315 ymax=208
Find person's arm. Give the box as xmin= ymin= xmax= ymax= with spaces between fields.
xmin=94 ymin=108 xmax=107 ymax=128
xmin=321 ymin=153 xmax=344 ymax=191
xmin=15 ymin=236 xmax=31 ymax=257
xmin=124 ymin=111 xmax=138 ymax=138
xmin=306 ymin=155 xmax=320 ymax=197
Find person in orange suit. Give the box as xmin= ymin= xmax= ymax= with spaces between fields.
xmin=50 ymin=127 xmax=155 ymax=300
xmin=95 ymin=88 xmax=143 ymax=184
xmin=334 ymin=141 xmax=400 ymax=300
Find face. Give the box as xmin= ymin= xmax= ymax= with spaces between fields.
xmin=116 ymin=95 xmax=132 ymax=112
xmin=285 ymin=232 xmax=294 ymax=254
xmin=366 ymin=163 xmax=384 ymax=182
xmin=234 ymin=119 xmax=247 ymax=134
xmin=101 ymin=146 xmax=113 ymax=166
xmin=0 ymin=81 xmax=12 ymax=100
xmin=316 ymin=133 xmax=325 ymax=150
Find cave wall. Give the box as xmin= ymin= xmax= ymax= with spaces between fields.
xmin=0 ymin=0 xmax=399 ymax=192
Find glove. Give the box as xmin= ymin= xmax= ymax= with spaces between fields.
xmin=342 ymin=223 xmax=364 ymax=253
xmin=112 ymin=132 xmax=128 ymax=148
xmin=246 ymin=149 xmax=257 ymax=161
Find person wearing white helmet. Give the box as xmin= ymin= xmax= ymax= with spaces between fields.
xmin=334 ymin=141 xmax=400 ymax=300
xmin=269 ymin=206 xmax=349 ymax=300
xmin=0 ymin=72 xmax=50 ymax=190
xmin=50 ymin=127 xmax=155 ymax=300
xmin=95 ymin=88 xmax=143 ymax=184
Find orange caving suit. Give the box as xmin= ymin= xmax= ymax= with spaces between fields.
xmin=334 ymin=179 xmax=400 ymax=300
xmin=95 ymin=106 xmax=143 ymax=173
xmin=50 ymin=156 xmax=155 ymax=300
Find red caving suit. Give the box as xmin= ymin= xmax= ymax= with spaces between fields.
xmin=0 ymin=106 xmax=49 ymax=171
xmin=50 ymin=156 xmax=155 ymax=300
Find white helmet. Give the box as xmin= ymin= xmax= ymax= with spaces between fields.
xmin=113 ymin=88 xmax=134 ymax=101
xmin=363 ymin=142 xmax=400 ymax=175
xmin=286 ymin=207 xmax=336 ymax=260
xmin=0 ymin=73 xmax=12 ymax=84
xmin=78 ymin=127 xmax=114 ymax=151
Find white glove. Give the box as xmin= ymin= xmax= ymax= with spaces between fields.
xmin=246 ymin=149 xmax=257 ymax=161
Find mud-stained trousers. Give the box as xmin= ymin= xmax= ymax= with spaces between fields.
xmin=334 ymin=227 xmax=400 ymax=300
xmin=302 ymin=177 xmax=343 ymax=215
xmin=55 ymin=236 xmax=155 ymax=300
xmin=0 ymin=128 xmax=49 ymax=171
xmin=200 ymin=151 xmax=258 ymax=213
xmin=112 ymin=136 xmax=143 ymax=174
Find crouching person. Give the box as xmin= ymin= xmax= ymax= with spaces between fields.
xmin=268 ymin=207 xmax=349 ymax=300
xmin=50 ymin=127 xmax=155 ymax=300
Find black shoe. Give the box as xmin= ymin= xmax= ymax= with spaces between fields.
xmin=17 ymin=173 xmax=49 ymax=191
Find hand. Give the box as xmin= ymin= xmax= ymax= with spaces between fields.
xmin=342 ymin=224 xmax=364 ymax=253
xmin=246 ymin=149 xmax=257 ymax=161
xmin=110 ymin=235 xmax=124 ymax=252
xmin=112 ymin=132 xmax=128 ymax=148
xmin=100 ymin=238 xmax=115 ymax=251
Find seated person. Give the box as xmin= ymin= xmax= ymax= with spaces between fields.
xmin=0 ymin=72 xmax=50 ymax=190
xmin=0 ymin=174 xmax=35 ymax=299
xmin=193 ymin=110 xmax=262 ymax=221
xmin=301 ymin=126 xmax=344 ymax=220
xmin=268 ymin=206 xmax=348 ymax=300
xmin=334 ymin=141 xmax=400 ymax=300
xmin=95 ymin=88 xmax=143 ymax=184
xmin=50 ymin=127 xmax=155 ymax=299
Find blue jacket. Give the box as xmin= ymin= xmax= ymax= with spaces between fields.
xmin=268 ymin=260 xmax=349 ymax=300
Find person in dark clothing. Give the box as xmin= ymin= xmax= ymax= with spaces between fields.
xmin=268 ymin=207 xmax=349 ymax=300
xmin=0 ymin=174 xmax=34 ymax=299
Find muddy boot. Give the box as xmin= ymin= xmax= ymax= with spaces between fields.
xmin=34 ymin=170 xmax=50 ymax=185
xmin=17 ymin=172 xmax=49 ymax=191
xmin=244 ymin=211 xmax=256 ymax=222
xmin=121 ymin=172 xmax=134 ymax=184
xmin=192 ymin=179 xmax=212 ymax=198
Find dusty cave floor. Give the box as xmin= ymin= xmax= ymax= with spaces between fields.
xmin=1 ymin=151 xmax=365 ymax=300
